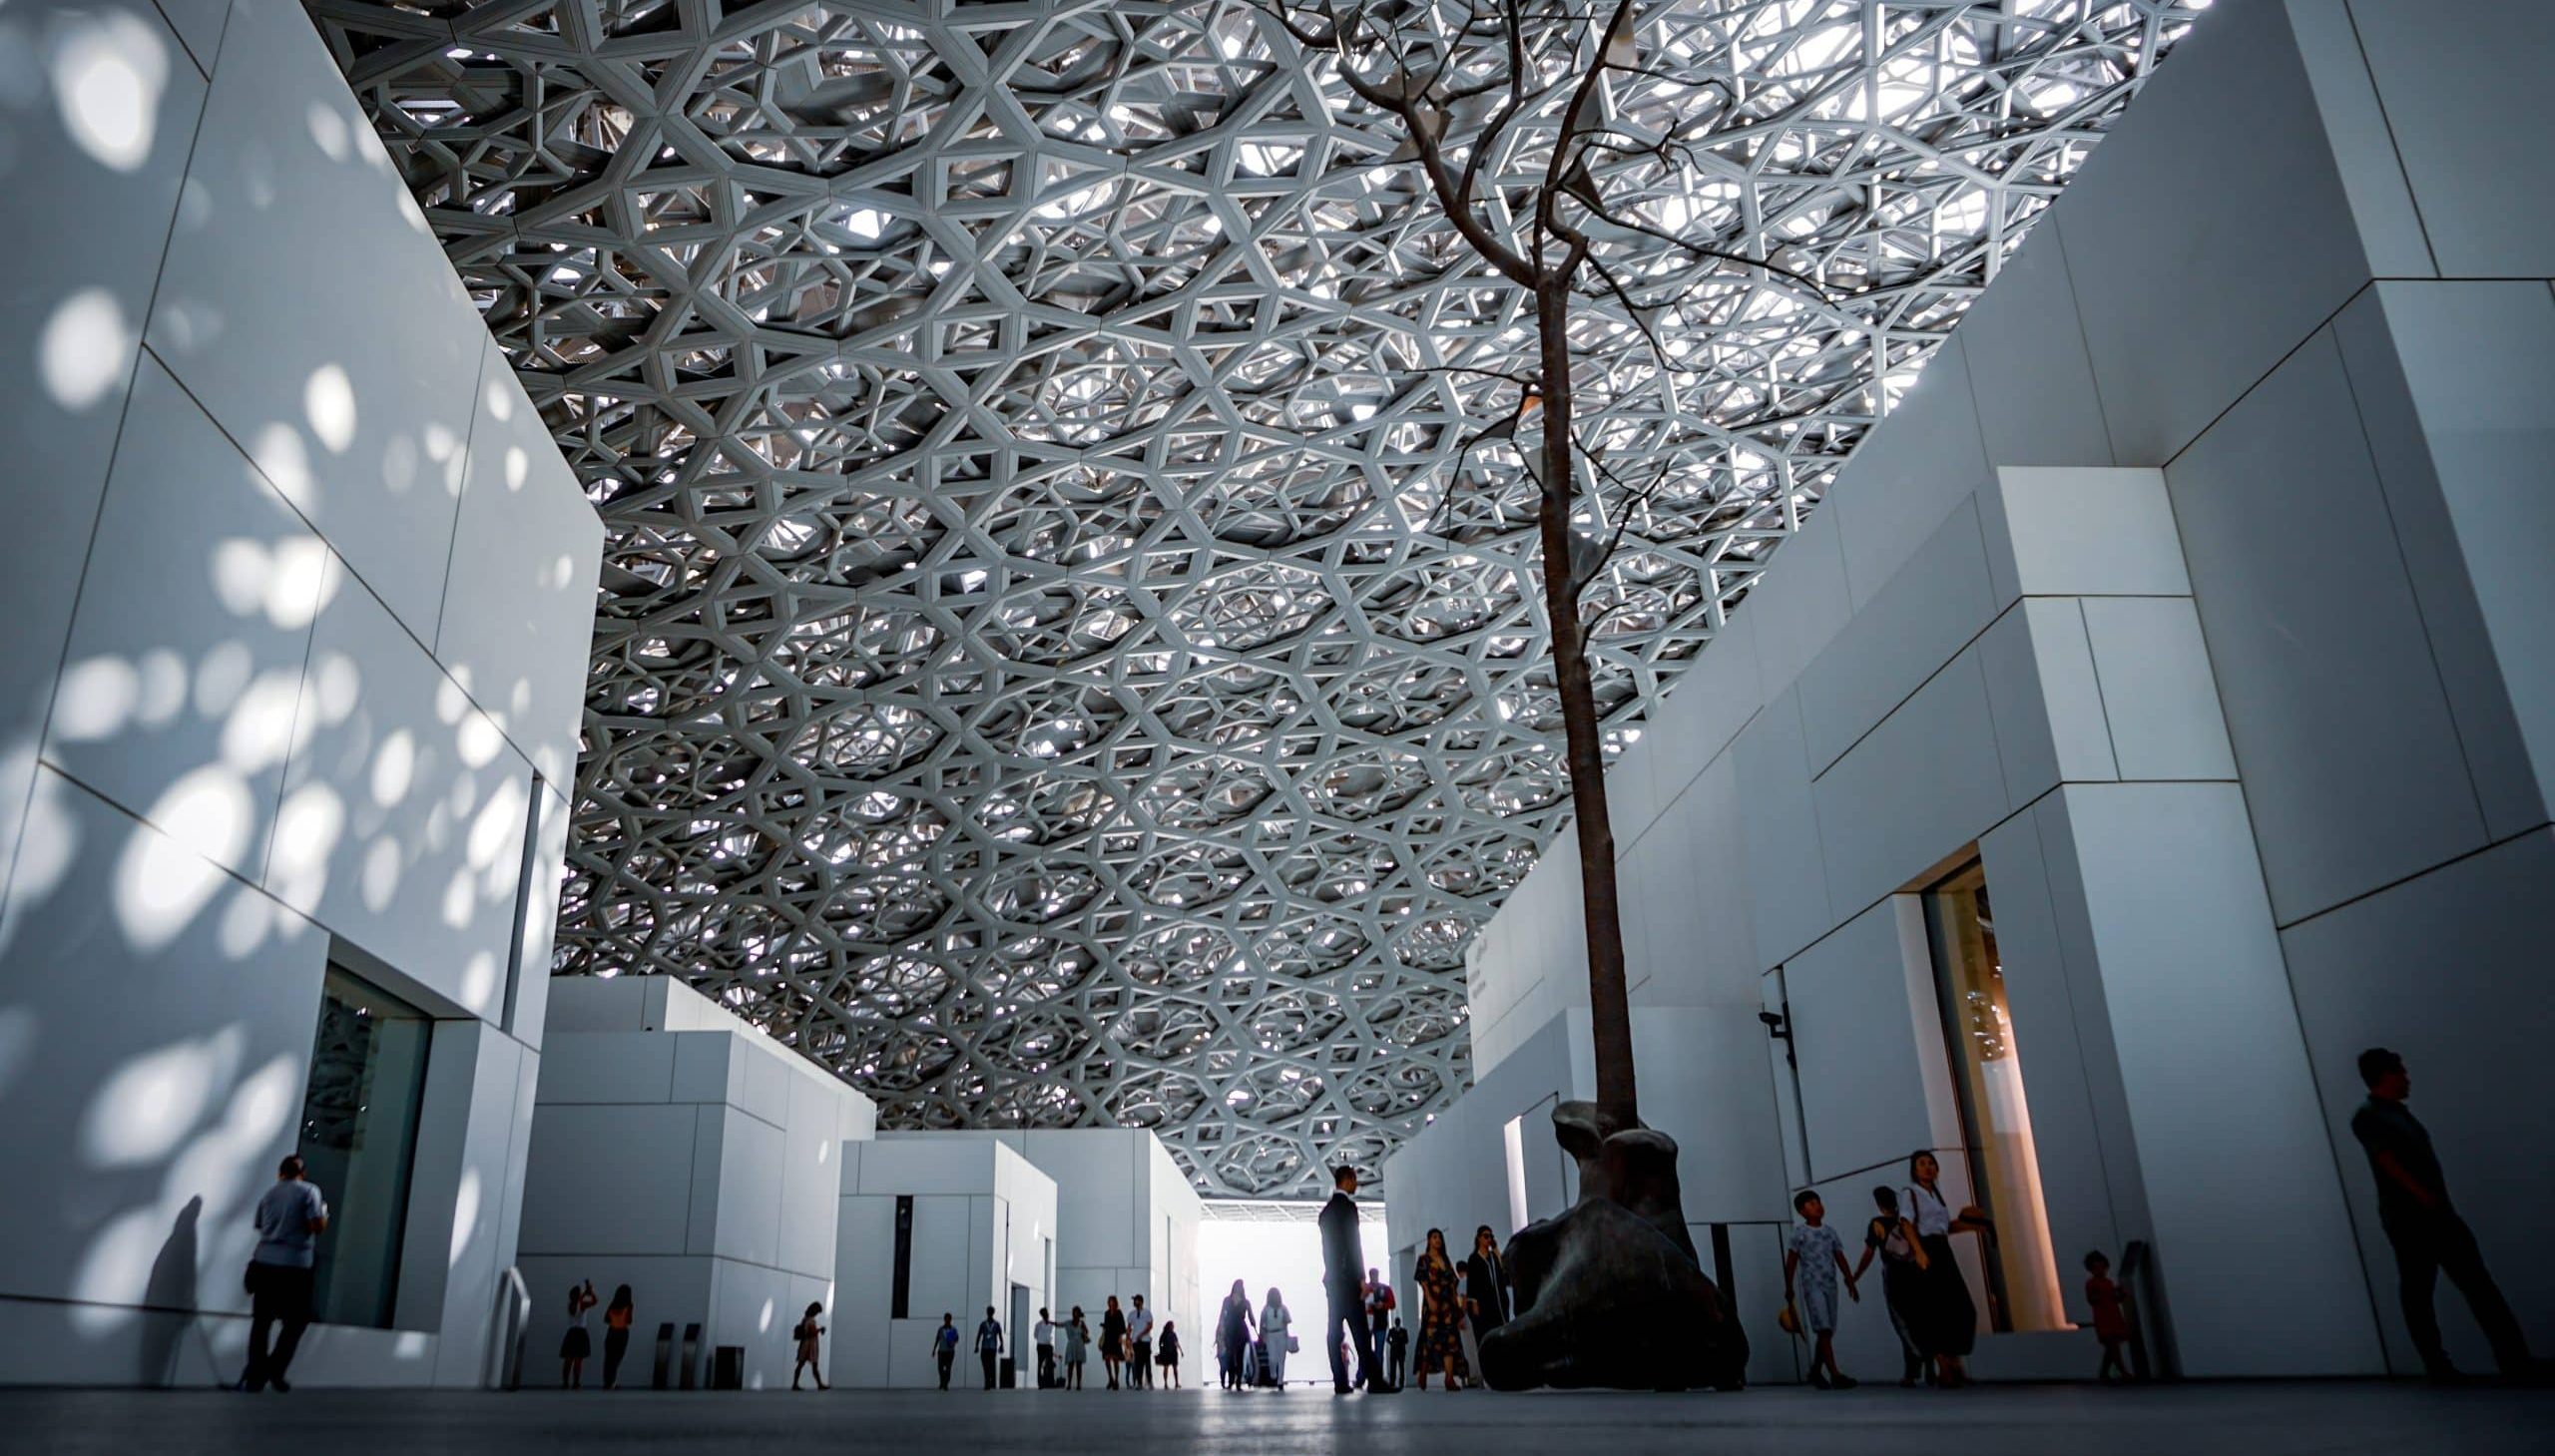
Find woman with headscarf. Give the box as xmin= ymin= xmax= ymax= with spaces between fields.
xmin=1413 ymin=1228 xmax=1469 ymax=1390
xmin=1904 ymin=1150 xmax=1989 ymax=1387
xmin=1259 ymin=1286 xmax=1293 ymax=1388
xmin=1216 ymin=1278 xmax=1257 ymax=1391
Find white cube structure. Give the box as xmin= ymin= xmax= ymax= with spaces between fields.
xmin=883 ymin=1130 xmax=1207 ymax=1387
xmin=517 ymin=978 xmax=876 ymax=1390
xmin=0 ymin=0 xmax=598 ymax=1387
xmin=833 ymin=1139 xmax=1057 ymax=1388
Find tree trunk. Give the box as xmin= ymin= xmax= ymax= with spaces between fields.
xmin=1529 ymin=280 xmax=1638 ymax=1129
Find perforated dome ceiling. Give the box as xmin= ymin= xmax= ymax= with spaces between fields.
xmin=310 ymin=0 xmax=2200 ymax=1196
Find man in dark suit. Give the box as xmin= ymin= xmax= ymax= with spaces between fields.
xmin=1318 ymin=1164 xmax=1378 ymax=1394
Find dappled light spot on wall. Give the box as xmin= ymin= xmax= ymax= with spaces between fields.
xmin=269 ymin=781 xmax=346 ymax=906
xmin=159 ymin=1054 xmax=297 ymax=1218
xmin=251 ymin=421 xmax=313 ymax=511
xmin=448 ymin=1166 xmax=482 ymax=1267
xmin=81 ymin=1026 xmax=244 ymax=1170
xmin=218 ymin=667 xmax=305 ymax=772
xmin=459 ymin=949 xmax=497 ymax=1012
xmin=73 ymin=1206 xmax=172 ymax=1333
xmin=304 ymin=363 xmax=357 ymax=454
xmin=503 ymin=445 xmax=528 ymax=491
xmin=370 ymin=728 xmax=416 ymax=807
xmin=759 ymin=1297 xmax=774 ymax=1334
xmin=119 ymin=768 xmax=250 ymax=947
xmin=51 ymin=10 xmax=166 ymax=173
xmin=361 ymin=834 xmax=401 ymax=912
xmin=192 ymin=640 xmax=254 ymax=719
xmin=39 ymin=286 xmax=135 ymax=411
xmin=304 ymin=97 xmax=348 ymax=163
xmin=219 ymin=879 xmax=279 ymax=958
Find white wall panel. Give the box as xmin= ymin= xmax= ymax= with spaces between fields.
xmin=2330 ymin=288 xmax=2545 ymax=840
xmin=1735 ymin=689 xmax=1831 ymax=970
xmin=534 ymin=1032 xmax=675 ymax=1107
xmin=0 ymin=766 xmax=325 ymax=1320
xmin=2056 ymin=0 xmax=2373 ymax=463
xmin=143 ymin=0 xmax=487 ymax=640
xmin=2348 ymin=3 xmax=2555 ymax=277
xmin=1744 ymin=505 xmax=1852 ymax=702
xmin=434 ymin=350 xmax=602 ymax=788
xmin=0 ymin=0 xmax=207 ymax=898
xmin=48 ymin=357 xmax=325 ymax=879
xmin=2057 ymin=782 xmax=2382 ymax=1376
xmin=1829 ymin=338 xmax=1994 ymax=606
xmin=2166 ymin=331 xmax=2484 ymax=921
xmin=2358 ymin=281 xmax=2555 ymax=832
xmin=1780 ymin=901 xmax=1940 ymax=1186
xmin=2079 ymin=598 xmax=2238 ymax=782
xmin=1810 ymin=649 xmax=2009 ymax=919
xmin=1956 ymin=229 xmax=2117 ymax=470
xmin=1984 ymin=467 xmax=2188 ymax=603
xmin=2282 ymin=0 xmax=2433 ymax=277
xmin=267 ymin=572 xmax=536 ymax=1018
xmin=517 ymin=1103 xmax=701 ymax=1257
xmin=1797 ymin=498 xmax=1997 ymax=774
xmin=779 ymin=1072 xmax=846 ymax=1279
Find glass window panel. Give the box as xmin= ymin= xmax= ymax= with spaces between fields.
xmin=298 ymin=965 xmax=433 ymax=1330
xmin=1924 ymin=858 xmax=2068 ymax=1333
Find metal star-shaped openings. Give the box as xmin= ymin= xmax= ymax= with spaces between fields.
xmin=308 ymin=0 xmax=2199 ymax=1197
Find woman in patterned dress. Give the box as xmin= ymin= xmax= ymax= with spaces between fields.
xmin=1413 ymin=1228 xmax=1469 ymax=1390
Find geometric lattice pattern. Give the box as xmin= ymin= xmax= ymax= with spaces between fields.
xmin=309 ymin=0 xmax=2199 ymax=1196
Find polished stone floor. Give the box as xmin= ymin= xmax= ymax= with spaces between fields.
xmin=6 ymin=1381 xmax=2550 ymax=1456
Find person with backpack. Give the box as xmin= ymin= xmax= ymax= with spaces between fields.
xmin=1849 ymin=1186 xmax=1930 ymax=1386
xmin=933 ymin=1312 xmax=959 ymax=1389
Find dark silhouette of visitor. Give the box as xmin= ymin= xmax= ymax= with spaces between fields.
xmin=559 ymin=1279 xmax=598 ymax=1387
xmin=1386 ymin=1316 xmax=1408 ymax=1388
xmin=1157 ymin=1319 xmax=1183 ymax=1387
xmin=933 ymin=1312 xmax=959 ymax=1389
xmin=975 ymin=1305 xmax=1004 ymax=1389
xmin=2350 ymin=1048 xmax=2535 ymax=1381
xmin=1217 ymin=1278 xmax=1256 ymax=1390
xmin=1904 ymin=1151 xmax=1987 ymax=1387
xmin=1784 ymin=1191 xmax=1859 ymax=1389
xmin=792 ymin=1300 xmax=827 ymax=1390
xmin=1462 ymin=1225 xmax=1509 ymax=1350
xmin=2084 ymin=1252 xmax=2130 ymax=1383
xmin=1062 ymin=1305 xmax=1090 ymax=1389
xmin=1101 ymin=1294 xmax=1128 ymax=1389
xmin=602 ymin=1283 xmax=636 ymax=1389
xmin=1412 ymin=1227 xmax=1468 ymax=1390
xmin=237 ymin=1154 xmax=327 ymax=1393
xmin=1364 ymin=1264 xmax=1395 ymax=1368
xmin=1034 ymin=1306 xmax=1057 ymax=1388
xmin=1849 ymin=1187 xmax=1928 ymax=1386
xmin=1128 ymin=1292 xmax=1155 ymax=1387
xmin=1318 ymin=1164 xmax=1377 ymax=1393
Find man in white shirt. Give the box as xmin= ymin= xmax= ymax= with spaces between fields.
xmin=238 ymin=1154 xmax=328 ymax=1392
xmin=1033 ymin=1306 xmax=1057 ymax=1388
xmin=1126 ymin=1295 xmax=1155 ymax=1388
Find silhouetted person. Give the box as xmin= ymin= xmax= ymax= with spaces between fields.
xmin=560 ymin=1279 xmax=597 ymax=1386
xmin=237 ymin=1155 xmax=326 ymax=1393
xmin=2351 ymin=1048 xmax=2533 ymax=1380
xmin=602 ymin=1284 xmax=636 ymax=1388
xmin=1127 ymin=1293 xmax=1154 ymax=1387
xmin=933 ymin=1312 xmax=959 ymax=1389
xmin=2084 ymin=1252 xmax=2130 ymax=1383
xmin=1386 ymin=1317 xmax=1408 ymax=1388
xmin=1318 ymin=1165 xmax=1377 ymax=1393
xmin=792 ymin=1299 xmax=827 ymax=1390
xmin=1034 ymin=1306 xmax=1057 ymax=1388
xmin=1101 ymin=1294 xmax=1128 ymax=1389
xmin=1364 ymin=1265 xmax=1394 ymax=1363
xmin=1216 ymin=1278 xmax=1255 ymax=1390
xmin=975 ymin=1305 xmax=1004 ymax=1389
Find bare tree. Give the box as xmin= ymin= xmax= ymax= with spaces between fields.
xmin=1260 ymin=0 xmax=1836 ymax=1131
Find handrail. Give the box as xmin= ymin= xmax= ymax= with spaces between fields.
xmin=486 ymin=1265 xmax=532 ymax=1390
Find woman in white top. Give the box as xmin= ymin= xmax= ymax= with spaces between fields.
xmin=1259 ymin=1287 xmax=1292 ymax=1388
xmin=1904 ymin=1150 xmax=1990 ymax=1387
